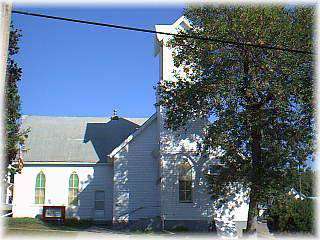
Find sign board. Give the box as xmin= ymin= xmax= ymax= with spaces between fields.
xmin=42 ymin=206 xmax=65 ymax=222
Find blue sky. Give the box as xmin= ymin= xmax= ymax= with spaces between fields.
xmin=12 ymin=5 xmax=184 ymax=118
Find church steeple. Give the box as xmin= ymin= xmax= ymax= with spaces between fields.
xmin=154 ymin=16 xmax=192 ymax=114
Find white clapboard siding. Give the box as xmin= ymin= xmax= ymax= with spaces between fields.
xmin=159 ymin=111 xmax=214 ymax=221
xmin=113 ymin=117 xmax=160 ymax=221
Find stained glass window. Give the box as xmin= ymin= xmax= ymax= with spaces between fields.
xmin=35 ymin=171 xmax=45 ymax=204
xmin=68 ymin=172 xmax=79 ymax=206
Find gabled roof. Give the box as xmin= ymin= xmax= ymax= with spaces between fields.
xmin=21 ymin=115 xmax=148 ymax=163
xmin=155 ymin=16 xmax=191 ymax=42
xmin=108 ymin=113 xmax=157 ymax=159
xmin=154 ymin=16 xmax=191 ymax=56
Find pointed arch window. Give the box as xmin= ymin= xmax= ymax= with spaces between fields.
xmin=68 ymin=172 xmax=79 ymax=206
xmin=179 ymin=161 xmax=194 ymax=202
xmin=35 ymin=171 xmax=46 ymax=204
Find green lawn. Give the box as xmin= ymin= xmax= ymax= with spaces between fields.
xmin=5 ymin=217 xmax=94 ymax=232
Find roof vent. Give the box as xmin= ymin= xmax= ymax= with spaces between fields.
xmin=111 ymin=109 xmax=119 ymax=120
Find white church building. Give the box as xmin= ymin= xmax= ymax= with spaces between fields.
xmin=12 ymin=16 xmax=249 ymax=236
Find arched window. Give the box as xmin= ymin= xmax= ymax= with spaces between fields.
xmin=68 ymin=172 xmax=79 ymax=206
xmin=179 ymin=161 xmax=194 ymax=202
xmin=35 ymin=171 xmax=46 ymax=204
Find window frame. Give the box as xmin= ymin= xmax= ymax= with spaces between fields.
xmin=68 ymin=172 xmax=79 ymax=206
xmin=35 ymin=171 xmax=46 ymax=204
xmin=94 ymin=190 xmax=105 ymax=210
xmin=178 ymin=161 xmax=194 ymax=203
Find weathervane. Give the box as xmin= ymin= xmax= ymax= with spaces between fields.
xmin=111 ymin=109 xmax=119 ymax=120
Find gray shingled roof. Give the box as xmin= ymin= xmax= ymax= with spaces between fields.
xmin=21 ymin=115 xmax=148 ymax=163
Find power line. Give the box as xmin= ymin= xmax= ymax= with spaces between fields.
xmin=12 ymin=10 xmax=313 ymax=55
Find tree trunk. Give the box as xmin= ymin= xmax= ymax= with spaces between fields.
xmin=242 ymin=57 xmax=263 ymax=234
xmin=246 ymin=190 xmax=258 ymax=233
xmin=245 ymin=127 xmax=262 ymax=233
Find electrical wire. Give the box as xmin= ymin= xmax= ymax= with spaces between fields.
xmin=12 ymin=10 xmax=313 ymax=55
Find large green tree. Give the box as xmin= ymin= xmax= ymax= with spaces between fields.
xmin=5 ymin=24 xmax=26 ymax=176
xmin=157 ymin=6 xmax=314 ymax=233
xmin=291 ymin=168 xmax=315 ymax=197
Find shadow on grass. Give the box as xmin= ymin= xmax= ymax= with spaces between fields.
xmin=5 ymin=217 xmax=95 ymax=232
xmin=43 ymin=218 xmax=95 ymax=231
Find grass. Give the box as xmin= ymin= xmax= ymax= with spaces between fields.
xmin=5 ymin=218 xmax=196 ymax=236
xmin=5 ymin=217 xmax=95 ymax=232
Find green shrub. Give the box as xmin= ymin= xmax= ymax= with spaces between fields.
xmin=171 ymin=225 xmax=189 ymax=232
xmin=267 ymin=198 xmax=314 ymax=233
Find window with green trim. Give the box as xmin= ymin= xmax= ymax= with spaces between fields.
xmin=68 ymin=172 xmax=79 ymax=206
xmin=35 ymin=171 xmax=46 ymax=204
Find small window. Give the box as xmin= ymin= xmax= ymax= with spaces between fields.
xmin=35 ymin=171 xmax=46 ymax=204
xmin=68 ymin=172 xmax=79 ymax=206
xmin=95 ymin=191 xmax=105 ymax=210
xmin=179 ymin=162 xmax=194 ymax=202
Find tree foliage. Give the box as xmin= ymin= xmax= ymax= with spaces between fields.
xmin=291 ymin=168 xmax=315 ymax=197
xmin=157 ymin=6 xmax=314 ymax=231
xmin=5 ymin=24 xmax=27 ymax=174
xmin=267 ymin=198 xmax=314 ymax=234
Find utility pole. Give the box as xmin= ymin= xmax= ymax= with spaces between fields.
xmin=297 ymin=159 xmax=302 ymax=198
xmin=0 ymin=2 xmax=12 ymax=205
xmin=299 ymin=162 xmax=302 ymax=197
xmin=0 ymin=2 xmax=12 ymax=85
